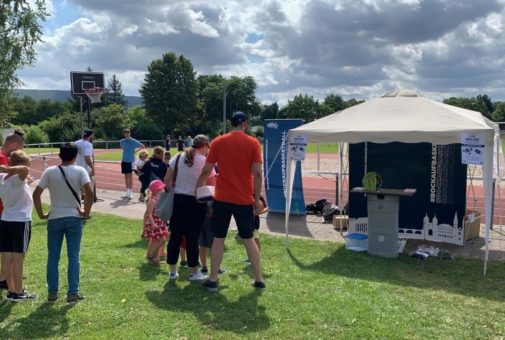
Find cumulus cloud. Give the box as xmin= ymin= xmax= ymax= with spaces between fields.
xmin=17 ymin=0 xmax=505 ymax=104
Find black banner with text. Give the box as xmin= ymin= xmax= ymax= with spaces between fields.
xmin=349 ymin=142 xmax=467 ymax=233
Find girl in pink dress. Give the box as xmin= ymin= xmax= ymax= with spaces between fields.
xmin=142 ymin=180 xmax=169 ymax=265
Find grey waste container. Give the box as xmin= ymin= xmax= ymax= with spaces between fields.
xmin=366 ymin=194 xmax=399 ymax=258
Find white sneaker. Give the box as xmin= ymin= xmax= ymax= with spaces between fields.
xmin=189 ymin=272 xmax=208 ymax=281
xmin=126 ymin=192 xmax=133 ymax=199
xmin=121 ymin=192 xmax=128 ymax=198
xmin=168 ymin=272 xmax=179 ymax=280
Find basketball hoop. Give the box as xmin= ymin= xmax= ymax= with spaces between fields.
xmin=84 ymin=87 xmax=104 ymax=104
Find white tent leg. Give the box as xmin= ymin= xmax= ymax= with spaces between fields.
xmin=483 ymin=142 xmax=494 ymax=276
xmin=285 ymin=158 xmax=296 ymax=248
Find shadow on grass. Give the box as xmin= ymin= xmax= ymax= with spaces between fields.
xmin=287 ymin=247 xmax=505 ymax=301
xmin=1 ymin=302 xmax=74 ymax=338
xmin=0 ymin=300 xmax=13 ymax=322
xmin=138 ymin=262 xmax=162 ymax=281
xmin=122 ymin=238 xmax=147 ymax=249
xmin=146 ymin=283 xmax=270 ymax=334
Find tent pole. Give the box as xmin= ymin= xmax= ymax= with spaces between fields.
xmin=483 ymin=138 xmax=494 ymax=276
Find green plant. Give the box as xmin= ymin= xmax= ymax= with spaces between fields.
xmin=23 ymin=125 xmax=49 ymax=144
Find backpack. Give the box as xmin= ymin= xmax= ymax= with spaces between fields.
xmin=322 ymin=204 xmax=340 ymax=223
xmin=306 ymin=199 xmax=331 ymax=215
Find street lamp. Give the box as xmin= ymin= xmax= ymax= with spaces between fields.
xmin=223 ymin=82 xmax=228 ymax=134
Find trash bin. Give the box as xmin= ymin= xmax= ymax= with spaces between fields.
xmin=366 ymin=194 xmax=399 ymax=258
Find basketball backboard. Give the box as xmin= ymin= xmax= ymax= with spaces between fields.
xmin=70 ymin=71 xmax=105 ymax=95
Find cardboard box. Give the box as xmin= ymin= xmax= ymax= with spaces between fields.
xmin=464 ymin=211 xmax=481 ymax=241
xmin=333 ymin=215 xmax=349 ymax=230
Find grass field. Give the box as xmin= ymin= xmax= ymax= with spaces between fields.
xmin=1 ymin=211 xmax=504 ymax=338
xmin=92 ymin=143 xmax=338 ymax=162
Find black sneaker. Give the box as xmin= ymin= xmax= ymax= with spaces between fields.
xmin=252 ymin=281 xmax=266 ymax=289
xmin=67 ymin=293 xmax=85 ymax=303
xmin=203 ymin=280 xmax=218 ymax=292
xmin=47 ymin=292 xmax=58 ymax=302
xmin=201 ymin=266 xmax=208 ymax=274
xmin=0 ymin=280 xmax=7 ymax=290
xmin=218 ymin=268 xmax=226 ymax=274
xmin=8 ymin=289 xmax=36 ymax=302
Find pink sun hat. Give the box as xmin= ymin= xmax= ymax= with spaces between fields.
xmin=149 ymin=179 xmax=166 ymax=194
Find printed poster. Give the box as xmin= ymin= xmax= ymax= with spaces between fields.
xmin=461 ymin=133 xmax=485 ymax=165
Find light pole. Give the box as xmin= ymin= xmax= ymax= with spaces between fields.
xmin=223 ymin=82 xmax=228 ymax=134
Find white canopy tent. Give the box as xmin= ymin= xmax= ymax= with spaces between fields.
xmin=285 ymin=90 xmax=501 ymax=275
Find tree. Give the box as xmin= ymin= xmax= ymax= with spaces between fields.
xmin=103 ymin=74 xmax=127 ymax=108
xmin=11 ymin=97 xmax=69 ymax=125
xmin=196 ymin=74 xmax=261 ymax=136
xmin=39 ymin=111 xmax=81 ymax=143
xmin=140 ymin=52 xmax=198 ymax=134
xmin=320 ymin=94 xmax=346 ymax=116
xmin=196 ymin=74 xmax=227 ymax=136
xmin=0 ymin=1 xmax=48 ymax=91
xmin=492 ymin=102 xmax=505 ymax=122
xmin=225 ymin=76 xmax=261 ymax=118
xmin=94 ymin=104 xmax=127 ymax=140
xmin=443 ymin=95 xmax=493 ymax=119
xmin=124 ymin=106 xmax=163 ymax=140
xmin=284 ymin=94 xmax=320 ymax=122
xmin=262 ymin=102 xmax=279 ymax=120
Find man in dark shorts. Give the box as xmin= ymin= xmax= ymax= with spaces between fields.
xmin=0 ymin=132 xmax=24 ymax=290
xmin=119 ymin=129 xmax=144 ymax=199
xmin=196 ymin=111 xmax=265 ymax=292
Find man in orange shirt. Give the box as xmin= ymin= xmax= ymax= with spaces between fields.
xmin=196 ymin=111 xmax=265 ymax=292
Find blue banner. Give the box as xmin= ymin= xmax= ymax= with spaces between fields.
xmin=263 ymin=119 xmax=305 ymax=215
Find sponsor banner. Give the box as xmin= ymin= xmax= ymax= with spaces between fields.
xmin=263 ymin=119 xmax=306 ymax=215
xmin=461 ymin=133 xmax=485 ymax=165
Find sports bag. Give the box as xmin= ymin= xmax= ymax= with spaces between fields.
xmin=155 ymin=154 xmax=180 ymax=221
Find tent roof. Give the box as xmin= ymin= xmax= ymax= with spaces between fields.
xmin=290 ymin=89 xmax=499 ymax=145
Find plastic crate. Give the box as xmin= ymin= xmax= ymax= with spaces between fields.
xmin=345 ymin=233 xmax=368 ymax=252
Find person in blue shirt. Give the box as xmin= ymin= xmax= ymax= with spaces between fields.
xmin=119 ymin=128 xmax=145 ymax=199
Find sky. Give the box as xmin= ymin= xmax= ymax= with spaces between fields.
xmin=17 ymin=0 xmax=505 ymax=105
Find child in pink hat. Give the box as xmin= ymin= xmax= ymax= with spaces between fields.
xmin=142 ymin=180 xmax=169 ymax=265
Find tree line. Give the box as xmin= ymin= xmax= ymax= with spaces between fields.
xmin=1 ymin=52 xmax=363 ymax=144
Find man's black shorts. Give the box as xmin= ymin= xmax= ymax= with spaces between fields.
xmin=121 ymin=161 xmax=133 ymax=174
xmin=211 ymin=200 xmax=254 ymax=239
xmin=0 ymin=220 xmax=31 ymax=253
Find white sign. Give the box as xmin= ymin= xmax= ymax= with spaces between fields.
xmin=288 ymin=134 xmax=308 ymax=161
xmin=461 ymin=133 xmax=485 ymax=165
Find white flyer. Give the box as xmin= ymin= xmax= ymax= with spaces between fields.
xmin=461 ymin=133 xmax=485 ymax=165
xmin=288 ymin=134 xmax=308 ymax=161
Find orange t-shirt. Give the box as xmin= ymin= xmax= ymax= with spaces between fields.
xmin=206 ymin=131 xmax=262 ymax=205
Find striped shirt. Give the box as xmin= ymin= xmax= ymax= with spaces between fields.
xmin=170 ymin=153 xmax=214 ymax=196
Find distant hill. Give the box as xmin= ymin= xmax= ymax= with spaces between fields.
xmin=14 ymin=89 xmax=144 ymax=108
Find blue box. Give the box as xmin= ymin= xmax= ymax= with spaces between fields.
xmin=345 ymin=233 xmax=368 ymax=252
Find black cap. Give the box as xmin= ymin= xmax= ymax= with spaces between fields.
xmin=230 ymin=111 xmax=248 ymax=125
xmin=83 ymin=129 xmax=94 ymax=137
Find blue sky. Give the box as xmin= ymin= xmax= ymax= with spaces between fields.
xmin=17 ymin=0 xmax=505 ymax=105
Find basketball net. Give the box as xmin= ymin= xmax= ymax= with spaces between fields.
xmin=84 ymin=87 xmax=104 ymax=104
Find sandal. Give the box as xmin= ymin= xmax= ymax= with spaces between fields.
xmin=148 ymin=256 xmax=160 ymax=266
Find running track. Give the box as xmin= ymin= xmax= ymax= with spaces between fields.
xmin=27 ymin=151 xmax=505 ymax=224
